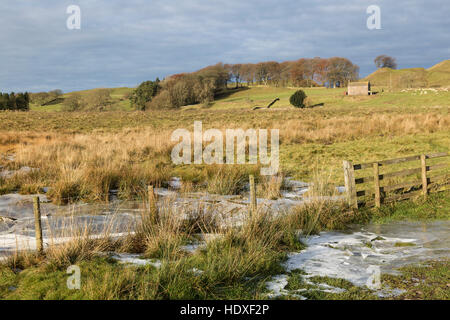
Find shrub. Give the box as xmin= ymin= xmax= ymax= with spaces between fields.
xmin=289 ymin=90 xmax=307 ymax=108
xmin=130 ymin=80 xmax=161 ymax=111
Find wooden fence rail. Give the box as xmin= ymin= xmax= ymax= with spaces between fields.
xmin=343 ymin=152 xmax=450 ymax=209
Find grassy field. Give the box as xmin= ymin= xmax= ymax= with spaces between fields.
xmin=1 ymin=86 xmax=449 ymax=201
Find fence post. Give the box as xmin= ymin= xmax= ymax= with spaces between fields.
xmin=343 ymin=161 xmax=358 ymax=209
xmin=373 ymin=162 xmax=381 ymax=208
xmin=148 ymin=185 xmax=158 ymax=224
xmin=249 ymin=175 xmax=257 ymax=216
xmin=33 ymin=196 xmax=44 ymax=254
xmin=420 ymin=154 xmax=428 ymax=198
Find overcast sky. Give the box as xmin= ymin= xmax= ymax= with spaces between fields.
xmin=1 ymin=0 xmax=449 ymax=92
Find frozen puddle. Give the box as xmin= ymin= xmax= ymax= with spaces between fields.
xmin=111 ymin=253 xmax=161 ymax=268
xmin=0 ymin=176 xmax=342 ymax=256
xmin=266 ymin=220 xmax=449 ymax=297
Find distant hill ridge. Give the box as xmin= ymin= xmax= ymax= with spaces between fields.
xmin=363 ymin=60 xmax=450 ymax=88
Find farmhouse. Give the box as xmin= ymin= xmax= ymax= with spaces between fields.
xmin=348 ymin=81 xmax=371 ymax=96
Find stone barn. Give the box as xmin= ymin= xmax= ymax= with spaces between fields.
xmin=348 ymin=81 xmax=371 ymax=96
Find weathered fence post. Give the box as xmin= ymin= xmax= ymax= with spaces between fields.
xmin=343 ymin=160 xmax=358 ymax=209
xmin=249 ymin=175 xmax=257 ymax=216
xmin=373 ymin=162 xmax=381 ymax=208
xmin=33 ymin=196 xmax=44 ymax=253
xmin=420 ymin=154 xmax=428 ymax=198
xmin=148 ymin=185 xmax=158 ymax=224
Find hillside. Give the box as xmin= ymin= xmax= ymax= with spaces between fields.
xmin=29 ymin=59 xmax=450 ymax=112
xmin=30 ymin=87 xmax=134 ymax=111
xmin=364 ymin=60 xmax=450 ymax=88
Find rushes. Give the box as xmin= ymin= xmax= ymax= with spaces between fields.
xmin=6 ymin=130 xmax=173 ymax=203
xmin=287 ymin=170 xmax=361 ymax=235
xmin=206 ymin=165 xmax=257 ymax=195
xmin=257 ymin=174 xmax=284 ymax=199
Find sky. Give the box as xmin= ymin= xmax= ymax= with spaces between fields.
xmin=1 ymin=0 xmax=449 ymax=93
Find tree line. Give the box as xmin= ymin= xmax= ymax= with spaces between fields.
xmin=223 ymin=57 xmax=359 ymax=88
xmin=130 ymin=57 xmax=359 ymax=110
xmin=0 ymin=92 xmax=30 ymax=111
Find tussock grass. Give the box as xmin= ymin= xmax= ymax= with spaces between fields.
xmin=206 ymin=165 xmax=258 ymax=195
xmin=257 ymin=174 xmax=285 ymax=199
xmin=287 ymin=171 xmax=367 ymax=235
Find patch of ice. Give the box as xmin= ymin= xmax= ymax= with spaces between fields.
xmin=181 ymin=242 xmax=205 ymax=253
xmin=265 ymin=274 xmax=289 ymax=298
xmin=168 ymin=177 xmax=182 ymax=190
xmin=111 ymin=253 xmax=161 ymax=268
xmin=0 ymin=167 xmax=38 ymax=179
xmin=283 ymin=221 xmax=450 ymax=290
xmin=265 ymin=274 xmax=307 ymax=299
xmin=191 ymin=268 xmax=204 ymax=276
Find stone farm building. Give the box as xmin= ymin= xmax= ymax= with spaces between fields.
xmin=348 ymin=81 xmax=371 ymax=96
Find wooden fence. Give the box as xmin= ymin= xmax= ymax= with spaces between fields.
xmin=343 ymin=152 xmax=450 ymax=209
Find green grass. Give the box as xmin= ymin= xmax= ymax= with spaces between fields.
xmin=279 ymin=270 xmax=378 ymax=300
xmin=382 ymin=259 xmax=450 ymax=300
xmin=368 ymin=191 xmax=450 ymax=224
xmin=4 ymin=257 xmax=447 ymax=300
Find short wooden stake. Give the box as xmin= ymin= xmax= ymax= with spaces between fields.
xmin=148 ymin=185 xmax=158 ymax=223
xmin=249 ymin=175 xmax=257 ymax=216
xmin=343 ymin=160 xmax=358 ymax=209
xmin=420 ymin=155 xmax=428 ymax=198
xmin=33 ymin=196 xmax=44 ymax=253
xmin=373 ymin=163 xmax=381 ymax=208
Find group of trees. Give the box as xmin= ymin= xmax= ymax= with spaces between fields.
xmin=131 ymin=63 xmax=229 ymax=110
xmin=131 ymin=58 xmax=360 ymax=110
xmin=223 ymin=57 xmax=359 ymax=88
xmin=0 ymin=92 xmax=30 ymax=111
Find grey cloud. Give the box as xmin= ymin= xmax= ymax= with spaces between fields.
xmin=0 ymin=0 xmax=448 ymax=92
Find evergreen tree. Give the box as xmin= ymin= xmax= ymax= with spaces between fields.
xmin=130 ymin=80 xmax=161 ymax=110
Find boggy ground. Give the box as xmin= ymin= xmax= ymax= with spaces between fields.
xmin=0 ymin=191 xmax=449 ymax=300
